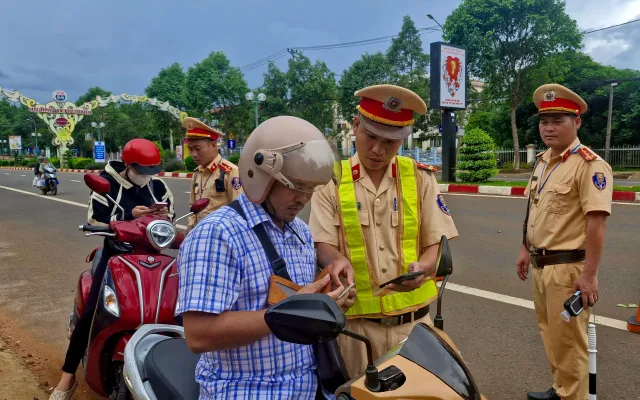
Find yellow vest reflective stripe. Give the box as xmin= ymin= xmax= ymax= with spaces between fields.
xmin=337 ymin=156 xmax=438 ymax=317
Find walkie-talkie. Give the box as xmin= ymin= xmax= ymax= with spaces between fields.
xmin=560 ymin=291 xmax=584 ymax=322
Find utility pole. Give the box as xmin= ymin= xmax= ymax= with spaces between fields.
xmin=605 ymin=82 xmax=617 ymax=163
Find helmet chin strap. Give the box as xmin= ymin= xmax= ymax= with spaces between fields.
xmin=261 ymin=197 xmax=283 ymax=228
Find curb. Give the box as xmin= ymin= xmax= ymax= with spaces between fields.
xmin=438 ymin=183 xmax=640 ymax=202
xmin=1 ymin=167 xmax=637 ymax=201
xmin=0 ymin=167 xmax=193 ymax=179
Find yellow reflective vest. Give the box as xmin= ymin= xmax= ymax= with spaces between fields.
xmin=337 ymin=156 xmax=438 ymax=317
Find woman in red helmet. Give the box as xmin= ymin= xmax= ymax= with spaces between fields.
xmin=50 ymin=138 xmax=175 ymax=400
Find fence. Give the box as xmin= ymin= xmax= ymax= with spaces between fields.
xmin=495 ymin=146 xmax=640 ymax=168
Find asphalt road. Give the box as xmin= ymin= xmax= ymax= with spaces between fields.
xmin=0 ymin=171 xmax=639 ymax=399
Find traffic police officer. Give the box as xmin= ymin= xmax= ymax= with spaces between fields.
xmin=184 ymin=117 xmax=242 ymax=232
xmin=517 ymin=84 xmax=613 ymax=400
xmin=309 ymin=84 xmax=459 ymax=378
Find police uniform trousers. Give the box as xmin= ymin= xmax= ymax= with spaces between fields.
xmin=532 ymin=261 xmax=589 ymax=400
xmin=338 ymin=312 xmax=432 ymax=379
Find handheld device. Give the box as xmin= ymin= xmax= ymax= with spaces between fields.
xmin=560 ymin=290 xmax=584 ymax=322
xmin=379 ymin=271 xmax=425 ymax=289
xmin=149 ymin=202 xmax=168 ymax=211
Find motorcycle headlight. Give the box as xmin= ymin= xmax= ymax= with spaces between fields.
xmin=103 ymin=286 xmax=120 ymax=317
xmin=146 ymin=220 xmax=176 ymax=250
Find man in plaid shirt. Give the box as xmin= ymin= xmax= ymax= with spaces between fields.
xmin=177 ymin=116 xmax=355 ymax=399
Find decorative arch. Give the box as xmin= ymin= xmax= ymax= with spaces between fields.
xmin=0 ymin=87 xmax=188 ymax=156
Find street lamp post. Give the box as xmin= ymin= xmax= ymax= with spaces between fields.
xmin=91 ymin=121 xmax=106 ymax=142
xmin=427 ymin=14 xmax=444 ymax=30
xmin=245 ymin=92 xmax=267 ymax=129
xmin=605 ymin=82 xmax=618 ymax=163
xmin=26 ymin=117 xmax=40 ymax=150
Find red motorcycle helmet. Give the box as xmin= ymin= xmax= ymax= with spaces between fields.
xmin=121 ymin=138 xmax=162 ymax=175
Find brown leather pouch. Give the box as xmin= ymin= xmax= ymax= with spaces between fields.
xmin=267 ymin=268 xmax=332 ymax=306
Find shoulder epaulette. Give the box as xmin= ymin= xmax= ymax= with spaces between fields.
xmin=219 ymin=162 xmax=232 ymax=173
xmin=536 ymin=151 xmax=545 ymax=158
xmin=577 ymin=147 xmax=598 ymax=162
xmin=417 ymin=162 xmax=438 ymax=172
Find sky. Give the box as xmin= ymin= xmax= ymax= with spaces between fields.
xmin=1 ymin=0 xmax=639 ymax=105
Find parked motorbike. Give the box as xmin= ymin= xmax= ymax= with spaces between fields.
xmin=122 ymin=235 xmax=486 ymax=400
xmin=38 ymin=165 xmax=59 ymax=195
xmin=69 ymin=173 xmax=209 ymax=399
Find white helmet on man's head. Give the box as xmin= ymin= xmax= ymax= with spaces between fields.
xmin=239 ymin=116 xmax=337 ymax=204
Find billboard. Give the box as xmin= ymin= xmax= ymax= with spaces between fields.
xmin=429 ymin=42 xmax=467 ymax=110
xmin=9 ymin=136 xmax=22 ymax=150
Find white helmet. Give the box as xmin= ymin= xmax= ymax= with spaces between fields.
xmin=239 ymin=116 xmax=337 ymax=204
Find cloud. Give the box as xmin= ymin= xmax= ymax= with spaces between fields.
xmin=582 ymin=15 xmax=640 ymax=69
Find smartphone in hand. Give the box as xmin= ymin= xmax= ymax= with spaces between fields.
xmin=149 ymin=202 xmax=168 ymax=211
xmin=379 ymin=271 xmax=425 ymax=289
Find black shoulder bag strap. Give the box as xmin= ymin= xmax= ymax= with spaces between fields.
xmin=227 ymin=199 xmax=349 ymax=395
xmin=227 ymin=200 xmax=291 ymax=280
xmin=523 ymin=158 xmax=542 ymax=246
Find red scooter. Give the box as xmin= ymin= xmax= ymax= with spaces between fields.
xmin=68 ymin=173 xmax=208 ymax=399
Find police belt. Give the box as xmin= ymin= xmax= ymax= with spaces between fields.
xmin=530 ymin=249 xmax=585 ymax=269
xmin=364 ymin=304 xmax=430 ymax=326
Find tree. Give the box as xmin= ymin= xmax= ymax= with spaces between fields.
xmin=261 ymin=62 xmax=290 ymax=121
xmin=145 ymin=63 xmax=188 ymax=149
xmin=185 ymin=51 xmax=251 ymax=137
xmin=443 ymin=0 xmax=582 ymax=169
xmin=286 ymin=53 xmax=338 ymax=132
xmin=145 ymin=63 xmax=187 ymax=109
xmin=386 ymin=16 xmax=434 ymax=135
xmin=456 ymin=127 xmax=498 ymax=181
xmin=338 ymin=53 xmax=392 ymax=121
xmin=76 ymin=87 xmax=112 ymax=106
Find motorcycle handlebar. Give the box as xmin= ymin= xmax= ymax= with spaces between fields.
xmin=79 ymin=225 xmax=112 ymax=233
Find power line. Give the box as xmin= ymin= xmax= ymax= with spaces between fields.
xmin=582 ymin=18 xmax=640 ymax=34
xmin=239 ymin=27 xmax=441 ymax=72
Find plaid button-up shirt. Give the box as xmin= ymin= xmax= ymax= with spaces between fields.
xmin=177 ymin=194 xmax=320 ymax=399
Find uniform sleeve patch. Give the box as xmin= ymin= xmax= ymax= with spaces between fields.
xmin=592 ymin=172 xmax=606 ymax=190
xmin=437 ymin=194 xmax=451 ymax=216
xmin=231 ymin=177 xmax=242 ymax=190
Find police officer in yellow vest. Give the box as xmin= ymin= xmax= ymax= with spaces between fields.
xmin=184 ymin=117 xmax=243 ymax=233
xmin=309 ymin=84 xmax=459 ymax=378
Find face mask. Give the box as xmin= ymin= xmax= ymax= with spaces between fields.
xmin=127 ymin=168 xmax=152 ymax=187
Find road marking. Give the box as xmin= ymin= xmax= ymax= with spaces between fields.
xmin=185 ymin=191 xmax=191 ymax=194
xmin=20 ymin=174 xmax=26 ymax=177
xmin=0 ymin=185 xmax=188 ymax=230
xmin=71 ymin=179 xmax=81 ymax=183
xmin=0 ymin=183 xmax=631 ymax=329
xmin=445 ymin=282 xmax=628 ymax=331
xmin=445 ymin=192 xmax=640 ymax=206
xmin=4 ymin=173 xmax=9 ymax=175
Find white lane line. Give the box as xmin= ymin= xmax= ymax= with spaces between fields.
xmin=0 ymin=185 xmax=188 ymax=230
xmin=70 ymin=180 xmax=81 ymax=183
xmin=4 ymin=173 xmax=9 ymax=175
xmin=20 ymin=174 xmax=26 ymax=177
xmin=444 ymin=192 xmax=640 ymax=206
xmin=185 ymin=191 xmax=191 ymax=194
xmin=0 ymin=183 xmax=631 ymax=329
xmin=445 ymin=282 xmax=628 ymax=331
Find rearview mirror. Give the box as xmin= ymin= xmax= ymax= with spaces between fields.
xmin=84 ymin=173 xmax=111 ymax=195
xmin=435 ymin=235 xmax=453 ymax=278
xmin=265 ymin=294 xmax=346 ymax=345
xmin=191 ymin=198 xmax=210 ymax=214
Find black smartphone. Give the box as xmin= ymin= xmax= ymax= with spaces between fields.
xmin=379 ymin=271 xmax=425 ymax=288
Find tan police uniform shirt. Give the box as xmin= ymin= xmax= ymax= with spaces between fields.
xmin=524 ymin=138 xmax=613 ymax=250
xmin=310 ymin=153 xmax=459 ymax=317
xmin=188 ymin=153 xmax=242 ymax=228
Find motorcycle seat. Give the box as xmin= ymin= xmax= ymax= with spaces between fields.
xmin=144 ymin=338 xmax=200 ymax=400
xmin=91 ymin=248 xmax=103 ymax=277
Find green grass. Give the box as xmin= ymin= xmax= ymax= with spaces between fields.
xmin=437 ymin=180 xmax=640 ymax=192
